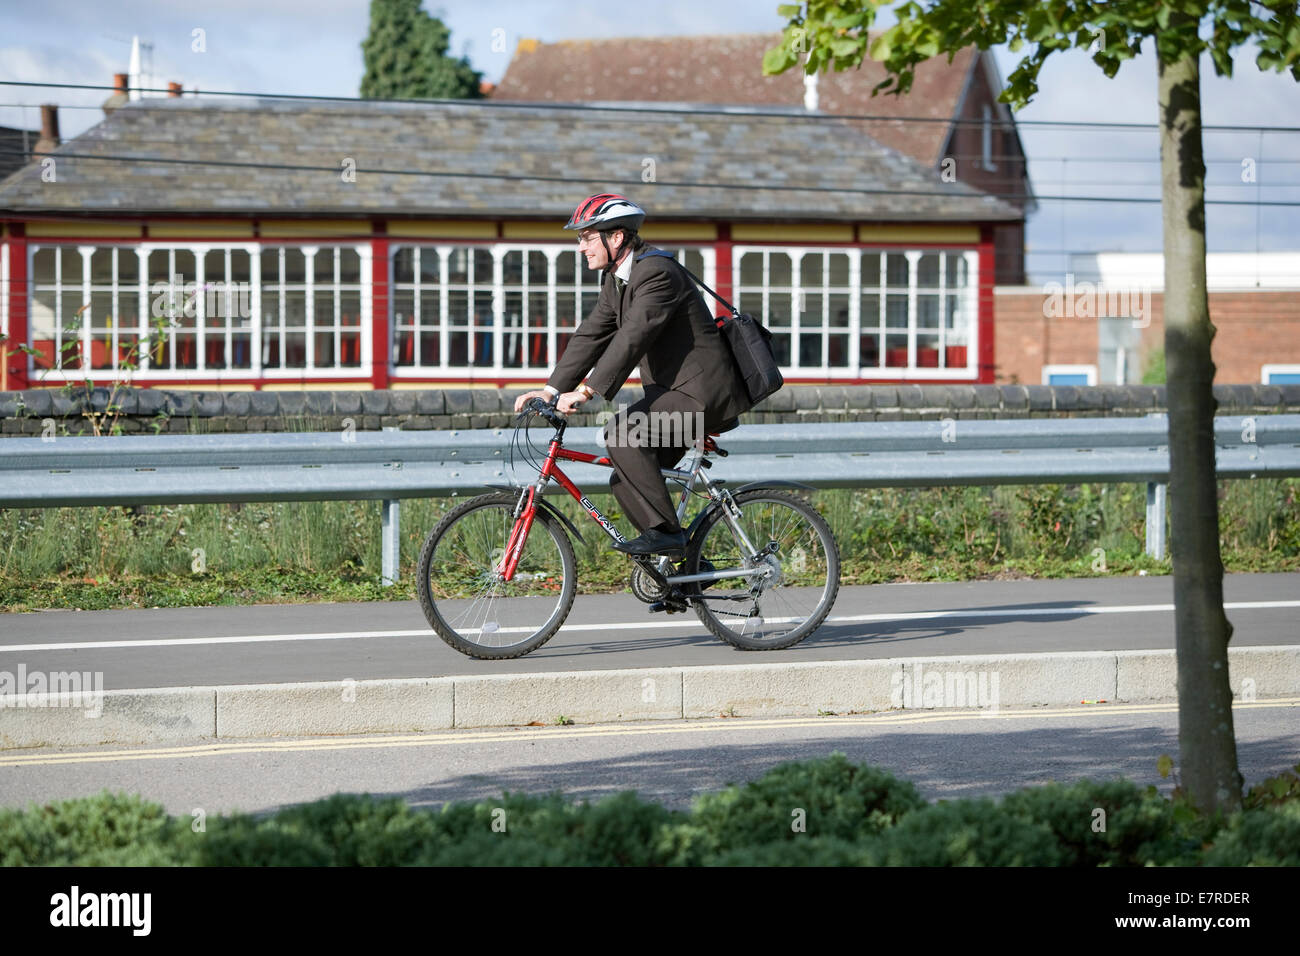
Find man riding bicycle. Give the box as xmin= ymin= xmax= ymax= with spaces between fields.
xmin=513 ymin=194 xmax=749 ymax=557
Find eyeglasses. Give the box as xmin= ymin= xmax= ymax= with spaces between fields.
xmin=576 ymin=231 xmax=602 ymax=247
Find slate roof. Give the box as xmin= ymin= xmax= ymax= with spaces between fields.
xmin=492 ymin=34 xmax=977 ymax=168
xmin=0 ymin=97 xmax=1020 ymax=223
xmin=0 ymin=124 xmax=38 ymax=181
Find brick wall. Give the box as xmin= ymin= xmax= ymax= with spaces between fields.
xmin=3 ymin=384 xmax=1298 ymax=437
xmin=995 ymin=288 xmax=1300 ymax=385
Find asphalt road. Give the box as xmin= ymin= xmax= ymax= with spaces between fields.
xmin=2 ymin=573 xmax=1297 ymax=689
xmin=2 ymin=699 xmax=1296 ymax=816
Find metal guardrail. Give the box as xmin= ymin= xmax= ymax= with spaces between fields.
xmin=3 ymin=414 xmax=1298 ymax=582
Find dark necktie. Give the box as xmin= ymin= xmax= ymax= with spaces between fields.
xmin=614 ymin=276 xmax=626 ymax=297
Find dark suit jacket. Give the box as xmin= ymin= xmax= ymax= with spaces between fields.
xmin=546 ymin=246 xmax=750 ymax=424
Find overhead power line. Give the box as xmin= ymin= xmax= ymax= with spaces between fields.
xmin=2 ymin=147 xmax=1298 ymax=207
xmin=2 ymin=79 xmax=1299 ymax=134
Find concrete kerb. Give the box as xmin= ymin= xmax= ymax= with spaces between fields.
xmin=1 ymin=647 xmax=1297 ymax=749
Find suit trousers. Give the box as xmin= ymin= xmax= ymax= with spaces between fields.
xmin=603 ymin=386 xmax=714 ymax=533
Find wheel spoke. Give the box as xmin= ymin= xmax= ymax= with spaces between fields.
xmin=417 ymin=495 xmax=576 ymax=659
xmin=687 ymin=491 xmax=839 ymax=650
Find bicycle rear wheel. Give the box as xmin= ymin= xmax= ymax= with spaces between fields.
xmin=684 ymin=489 xmax=839 ymax=650
xmin=417 ymin=492 xmax=576 ymax=659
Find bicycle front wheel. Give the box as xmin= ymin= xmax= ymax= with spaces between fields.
xmin=416 ymin=493 xmax=576 ymax=659
xmin=685 ymin=489 xmax=839 ymax=651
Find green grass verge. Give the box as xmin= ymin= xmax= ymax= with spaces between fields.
xmin=2 ymin=480 xmax=1297 ymax=611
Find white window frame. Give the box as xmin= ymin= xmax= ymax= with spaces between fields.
xmin=388 ymin=242 xmax=715 ymax=380
xmin=1261 ymin=364 xmax=1300 ymax=385
xmin=734 ymin=244 xmax=979 ymax=380
xmin=1042 ymin=364 xmax=1098 ymax=386
xmin=25 ymin=241 xmax=369 ymax=383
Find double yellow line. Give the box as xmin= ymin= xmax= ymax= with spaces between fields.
xmin=2 ymin=698 xmax=1295 ymax=769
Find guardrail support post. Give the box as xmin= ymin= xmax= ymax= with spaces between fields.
xmin=1145 ymin=481 xmax=1167 ymax=560
xmin=382 ymin=498 xmax=400 ymax=586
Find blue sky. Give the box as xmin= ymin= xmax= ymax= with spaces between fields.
xmin=2 ymin=0 xmax=1297 ymax=283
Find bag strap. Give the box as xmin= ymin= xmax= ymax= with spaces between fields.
xmin=635 ymin=249 xmax=740 ymax=320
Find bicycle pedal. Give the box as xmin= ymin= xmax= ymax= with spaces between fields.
xmin=649 ymin=600 xmax=688 ymax=614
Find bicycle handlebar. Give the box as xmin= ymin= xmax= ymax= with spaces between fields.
xmin=524 ymin=396 xmax=565 ymax=427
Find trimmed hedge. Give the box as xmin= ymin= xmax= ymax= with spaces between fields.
xmin=2 ymin=756 xmax=1297 ymax=866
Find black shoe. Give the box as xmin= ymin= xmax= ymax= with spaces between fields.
xmin=613 ymin=528 xmax=687 ymax=556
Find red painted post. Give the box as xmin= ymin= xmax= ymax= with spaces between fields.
xmin=977 ymin=224 xmax=996 ymax=384
xmin=5 ymin=224 xmax=29 ymax=390
xmin=715 ymin=223 xmax=733 ymax=317
xmin=370 ymin=226 xmax=389 ymax=390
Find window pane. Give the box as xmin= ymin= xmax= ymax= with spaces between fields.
xmin=917 ymin=294 xmax=940 ymax=329
xmin=860 ymin=292 xmax=880 ymax=329
xmin=917 ymin=334 xmax=940 ymax=366
xmin=801 ymin=253 xmax=822 ymax=286
xmin=801 ymin=291 xmax=825 ymax=326
xmin=313 ymin=249 xmax=335 ymax=283
xmin=341 ymin=291 xmax=361 ymax=328
xmin=828 ymin=253 xmax=849 ymax=286
xmin=284 ymin=291 xmax=306 ymax=328
xmin=33 ymin=247 xmax=55 ymax=284
xmin=173 ymin=250 xmax=194 ymax=284
xmin=828 ymin=334 xmax=849 ymax=367
xmin=419 ymin=290 xmax=439 ymax=327
xmin=118 ymin=248 xmax=140 ymax=282
xmin=886 ymin=293 xmax=909 ymax=328
xmin=799 ymin=333 xmax=822 ymax=367
xmin=282 ymin=249 xmax=305 ymax=283
xmin=860 ymin=252 xmax=880 ymax=287
xmin=556 ymin=250 xmax=577 ymax=285
xmin=768 ymin=295 xmax=791 ymax=327
xmin=394 ymin=248 xmax=415 ymax=284
xmin=739 ymin=252 xmax=763 ymax=287
xmin=885 ymin=334 xmax=909 ymax=367
xmin=230 ymin=250 xmax=250 ymax=284
xmin=918 ymin=253 xmax=941 ymax=288
xmin=60 ymin=247 xmax=83 ymax=283
xmin=859 ymin=333 xmax=880 ymax=367
xmin=769 ymin=252 xmax=791 ymax=287
xmin=260 ymin=249 xmax=280 ymax=284
xmin=339 ymin=248 xmax=361 ymax=284
xmin=946 ymin=253 xmax=966 ymax=287
xmin=90 ymin=248 xmax=113 ymax=283
xmin=829 ymin=293 xmax=850 ymax=327
xmin=886 ymin=253 xmax=909 ymax=287
xmin=205 ymin=250 xmax=227 ymax=282
xmin=314 ymin=290 xmax=336 ymax=328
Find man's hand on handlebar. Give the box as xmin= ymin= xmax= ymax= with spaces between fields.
xmin=513 ymin=388 xmax=591 ymax=417
xmin=512 ymin=389 xmax=552 ymax=413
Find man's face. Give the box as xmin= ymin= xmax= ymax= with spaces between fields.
xmin=577 ymin=228 xmax=623 ymax=271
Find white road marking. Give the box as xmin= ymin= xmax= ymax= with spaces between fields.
xmin=2 ymin=600 xmax=1297 ymax=653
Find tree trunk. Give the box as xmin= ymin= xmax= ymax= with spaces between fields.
xmin=1158 ymin=33 xmax=1242 ymax=815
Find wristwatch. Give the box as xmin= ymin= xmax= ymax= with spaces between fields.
xmin=577 ymin=383 xmax=596 ymax=400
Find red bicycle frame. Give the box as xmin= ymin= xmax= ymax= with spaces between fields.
xmin=495 ymin=421 xmax=723 ymax=581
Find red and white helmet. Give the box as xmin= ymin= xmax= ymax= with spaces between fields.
xmin=564 ymin=193 xmax=646 ymax=233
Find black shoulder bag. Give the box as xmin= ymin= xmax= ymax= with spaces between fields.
xmin=634 ymin=250 xmax=784 ymax=407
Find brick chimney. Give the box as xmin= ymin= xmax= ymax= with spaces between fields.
xmin=33 ymin=104 xmax=60 ymax=156
xmin=168 ymin=81 xmax=182 ymax=97
xmin=102 ymin=73 xmax=129 ymax=116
